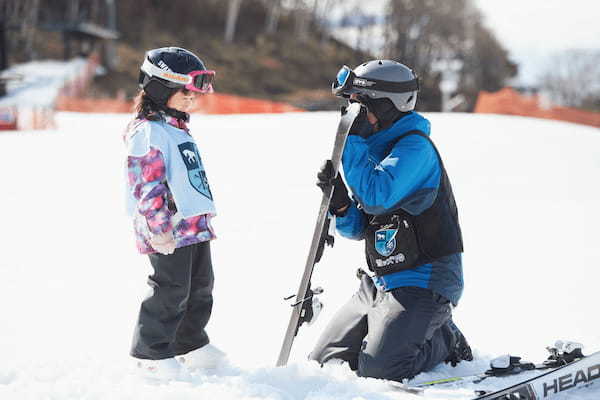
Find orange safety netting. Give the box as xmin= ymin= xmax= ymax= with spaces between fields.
xmin=56 ymin=92 xmax=304 ymax=114
xmin=475 ymin=87 xmax=600 ymax=128
xmin=195 ymin=93 xmax=303 ymax=114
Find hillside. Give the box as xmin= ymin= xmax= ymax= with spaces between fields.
xmin=88 ymin=1 xmax=370 ymax=110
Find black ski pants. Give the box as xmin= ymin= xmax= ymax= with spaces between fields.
xmin=310 ymin=273 xmax=454 ymax=382
xmin=131 ymin=241 xmax=214 ymax=360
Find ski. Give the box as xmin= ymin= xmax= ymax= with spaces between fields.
xmin=388 ymin=356 xmax=548 ymax=395
xmin=388 ymin=342 xmax=589 ymax=397
xmin=474 ymin=349 xmax=600 ymax=399
xmin=276 ymin=103 xmax=362 ymax=367
xmin=410 ymin=355 xmax=550 ymax=389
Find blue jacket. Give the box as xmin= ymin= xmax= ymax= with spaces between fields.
xmin=337 ymin=112 xmax=463 ymax=305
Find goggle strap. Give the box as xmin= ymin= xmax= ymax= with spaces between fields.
xmin=353 ymin=77 xmax=419 ymax=93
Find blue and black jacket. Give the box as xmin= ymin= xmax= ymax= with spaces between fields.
xmin=337 ymin=112 xmax=464 ymax=305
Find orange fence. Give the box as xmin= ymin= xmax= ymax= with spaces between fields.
xmin=196 ymin=93 xmax=303 ymax=114
xmin=475 ymin=87 xmax=600 ymax=128
xmin=57 ymin=92 xmax=304 ymax=114
xmin=0 ymin=107 xmax=18 ymax=130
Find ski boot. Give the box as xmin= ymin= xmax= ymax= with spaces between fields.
xmin=444 ymin=320 xmax=473 ymax=367
xmin=135 ymin=357 xmax=191 ymax=381
xmin=177 ymin=343 xmax=227 ymax=371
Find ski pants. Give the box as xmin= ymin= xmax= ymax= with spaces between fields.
xmin=131 ymin=241 xmax=214 ymax=360
xmin=309 ymin=273 xmax=454 ymax=382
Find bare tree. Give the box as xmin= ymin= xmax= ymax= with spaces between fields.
xmin=1 ymin=0 xmax=42 ymax=64
xmin=67 ymin=0 xmax=80 ymax=22
xmin=263 ymin=0 xmax=325 ymax=40
xmin=104 ymin=0 xmax=117 ymax=70
xmin=384 ymin=0 xmax=516 ymax=110
xmin=0 ymin=0 xmax=8 ymax=70
xmin=264 ymin=0 xmax=282 ymax=34
xmin=293 ymin=0 xmax=311 ymax=42
xmin=315 ymin=0 xmax=332 ymax=46
xmin=21 ymin=0 xmax=39 ymax=59
xmin=224 ymin=0 xmax=243 ymax=43
xmin=540 ymin=49 xmax=600 ymax=110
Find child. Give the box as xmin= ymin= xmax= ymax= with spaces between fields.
xmin=124 ymin=47 xmax=224 ymax=380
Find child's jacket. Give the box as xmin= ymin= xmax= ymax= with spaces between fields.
xmin=124 ymin=116 xmax=216 ymax=254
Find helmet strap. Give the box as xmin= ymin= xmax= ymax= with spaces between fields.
xmin=163 ymin=106 xmax=190 ymax=122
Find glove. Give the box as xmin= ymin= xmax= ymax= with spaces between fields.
xmin=343 ymin=104 xmax=373 ymax=139
xmin=149 ymin=231 xmax=176 ymax=255
xmin=317 ymin=160 xmax=351 ymax=216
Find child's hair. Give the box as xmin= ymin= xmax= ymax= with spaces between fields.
xmin=133 ymin=88 xmax=193 ymax=121
xmin=133 ymin=90 xmax=162 ymax=121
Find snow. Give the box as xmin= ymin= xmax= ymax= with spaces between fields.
xmin=1 ymin=111 xmax=599 ymax=399
xmin=0 ymin=58 xmax=89 ymax=107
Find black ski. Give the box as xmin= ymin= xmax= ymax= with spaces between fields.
xmin=276 ymin=103 xmax=361 ymax=367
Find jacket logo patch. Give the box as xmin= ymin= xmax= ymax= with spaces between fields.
xmin=182 ymin=149 xmax=197 ymax=163
xmin=178 ymin=142 xmax=212 ymax=200
xmin=375 ymin=228 xmax=397 ymax=257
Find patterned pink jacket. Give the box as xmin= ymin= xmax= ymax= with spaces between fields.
xmin=124 ymin=116 xmax=216 ymax=254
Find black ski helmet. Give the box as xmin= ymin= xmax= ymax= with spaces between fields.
xmin=332 ymin=60 xmax=419 ymax=112
xmin=138 ymin=47 xmax=214 ymax=105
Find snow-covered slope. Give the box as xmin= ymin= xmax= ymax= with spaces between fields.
xmin=1 ymin=111 xmax=599 ymax=399
xmin=0 ymin=58 xmax=90 ymax=107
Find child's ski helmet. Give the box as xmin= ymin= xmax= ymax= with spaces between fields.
xmin=138 ymin=47 xmax=215 ymax=105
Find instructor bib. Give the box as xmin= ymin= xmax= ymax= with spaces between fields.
xmin=364 ymin=131 xmax=463 ymax=276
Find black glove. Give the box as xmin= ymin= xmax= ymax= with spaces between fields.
xmin=317 ymin=160 xmax=351 ymax=216
xmin=343 ymin=103 xmax=373 ymax=139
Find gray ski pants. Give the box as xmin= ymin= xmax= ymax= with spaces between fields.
xmin=310 ymin=274 xmax=454 ymax=381
xmin=131 ymin=241 xmax=214 ymax=360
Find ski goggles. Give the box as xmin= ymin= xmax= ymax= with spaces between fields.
xmin=331 ymin=65 xmax=356 ymax=97
xmin=141 ymin=58 xmax=215 ymax=93
xmin=331 ymin=65 xmax=419 ymax=97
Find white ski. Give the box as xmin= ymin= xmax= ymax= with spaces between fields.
xmin=276 ymin=103 xmax=362 ymax=367
xmin=475 ymin=349 xmax=600 ymax=399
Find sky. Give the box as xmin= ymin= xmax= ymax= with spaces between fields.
xmin=331 ymin=0 xmax=600 ymax=85
xmin=472 ymin=0 xmax=600 ymax=84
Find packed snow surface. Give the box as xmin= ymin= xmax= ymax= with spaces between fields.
xmin=1 ymin=111 xmax=599 ymax=399
xmin=0 ymin=58 xmax=89 ymax=107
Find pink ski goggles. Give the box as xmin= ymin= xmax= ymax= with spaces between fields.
xmin=185 ymin=70 xmax=216 ymax=93
xmin=141 ymin=58 xmax=216 ymax=93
